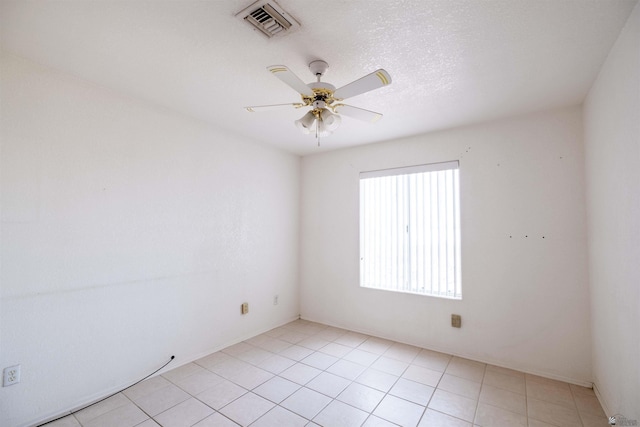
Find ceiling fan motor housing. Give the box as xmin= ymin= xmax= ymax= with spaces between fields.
xmin=307 ymin=82 xmax=336 ymax=109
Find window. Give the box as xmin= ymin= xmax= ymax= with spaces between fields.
xmin=359 ymin=161 xmax=461 ymax=299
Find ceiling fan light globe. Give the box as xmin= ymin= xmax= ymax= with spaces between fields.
xmin=320 ymin=108 xmax=342 ymax=131
xmin=294 ymin=119 xmax=314 ymax=134
xmin=295 ymin=111 xmax=316 ymax=134
xmin=317 ymin=119 xmax=332 ymax=137
xmin=295 ymin=121 xmax=311 ymax=134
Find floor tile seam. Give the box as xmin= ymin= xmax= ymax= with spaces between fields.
xmin=354 ymin=341 xmax=392 ymax=355
xmin=317 ymin=393 xmax=378 ymax=422
xmin=485 ymin=365 xmax=526 ymax=380
xmin=190 ymin=383 xmax=249 ymax=415
xmin=525 ymin=395 xmax=583 ymax=424
xmin=482 ymin=370 xmax=527 ymax=394
xmin=410 ymin=360 xmax=449 ymax=373
xmin=69 ymin=413 xmax=83 ymax=426
xmin=481 ymin=380 xmax=527 ymax=397
xmin=221 ymin=347 xmax=255 ymax=358
xmin=216 ymin=391 xmax=279 ymax=425
xmin=379 ymin=352 xmax=420 ymax=365
xmin=148 ymin=394 xmax=216 ymax=425
xmin=285 ymin=390 xmax=332 ymax=424
xmin=203 ymin=355 xmax=255 ymax=379
xmin=163 ymin=373 xmax=223 ymax=397
xmin=361 ymin=367 xmax=423 ymax=425
xmin=280 ymin=338 xmax=311 ymax=346
xmin=414 ymin=378 xmax=440 ymax=426
xmin=308 ymin=400 xmax=335 ymax=424
xmin=298 ymin=356 xmax=340 ymax=371
xmin=73 ymin=392 xmax=133 ymax=424
xmin=476 ymin=390 xmax=529 ymax=417
xmin=525 ymin=390 xmax=581 ymax=413
xmin=526 ymin=413 xmax=569 ymax=427
xmin=229 ymin=372 xmax=274 ymax=392
xmin=297 ymin=342 xmax=329 ymax=351
xmin=468 ymin=366 xmax=487 ymax=426
xmin=78 ymin=392 xmax=151 ymax=427
xmin=434 ymin=372 xmax=484 ymax=402
xmin=371 ymin=392 xmax=435 ymax=426
xmin=440 ymin=353 xmax=455 ymax=378
xmin=341 ymin=356 xmax=380 ymax=369
xmin=162 ymin=367 xmax=206 ymax=385
xmin=236 ymin=355 xmax=276 ymax=366
xmin=524 ymin=378 xmax=573 ymax=394
xmin=567 ymin=383 xmax=596 ymax=397
xmin=121 ymin=390 xmax=153 ymax=419
xmin=213 ymin=411 xmax=244 ymax=427
xmin=440 ymin=369 xmax=486 ymax=386
xmin=151 ymin=401 xmax=214 ymax=427
xmin=388 ymin=360 xmax=410 ymax=378
xmin=433 ymin=381 xmax=481 ymax=401
xmin=524 ymin=376 xmax=574 ymax=392
xmin=360 ymin=413 xmax=399 ymax=427
xmin=433 ymin=406 xmax=479 ymax=426
xmin=245 ymin=405 xmax=303 ymax=427
xmin=356 ymin=377 xmax=424 ymax=408
xmin=568 ymin=384 xmax=599 ymax=417
xmin=577 ymin=410 xmax=608 ymax=424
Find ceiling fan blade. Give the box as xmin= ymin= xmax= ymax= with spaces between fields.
xmin=244 ymin=103 xmax=305 ymax=112
xmin=333 ymin=69 xmax=392 ymax=100
xmin=267 ymin=65 xmax=314 ymax=97
xmin=334 ymin=104 xmax=383 ymax=123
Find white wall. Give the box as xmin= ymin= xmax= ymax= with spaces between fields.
xmin=0 ymin=52 xmax=300 ymax=427
xmin=583 ymin=2 xmax=640 ymax=419
xmin=301 ymin=107 xmax=591 ymax=384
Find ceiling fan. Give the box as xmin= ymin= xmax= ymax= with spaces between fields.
xmin=245 ymin=60 xmax=392 ymax=143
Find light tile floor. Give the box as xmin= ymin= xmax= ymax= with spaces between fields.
xmin=48 ymin=320 xmax=608 ymax=427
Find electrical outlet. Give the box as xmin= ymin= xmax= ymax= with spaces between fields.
xmin=3 ymin=365 xmax=21 ymax=387
xmin=273 ymin=295 xmax=279 ymax=305
xmin=241 ymin=302 xmax=249 ymax=314
xmin=451 ymin=314 xmax=462 ymax=328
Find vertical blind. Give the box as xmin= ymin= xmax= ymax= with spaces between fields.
xmin=359 ymin=161 xmax=461 ymax=299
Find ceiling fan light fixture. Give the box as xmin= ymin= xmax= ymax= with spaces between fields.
xmin=316 ymin=119 xmax=331 ymax=137
xmin=320 ymin=108 xmax=341 ymax=131
xmin=295 ymin=110 xmax=316 ymax=134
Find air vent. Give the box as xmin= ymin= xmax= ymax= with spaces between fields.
xmin=236 ymin=0 xmax=301 ymax=38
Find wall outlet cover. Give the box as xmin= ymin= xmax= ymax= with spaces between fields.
xmin=3 ymin=365 xmax=21 ymax=387
xmin=451 ymin=314 xmax=462 ymax=328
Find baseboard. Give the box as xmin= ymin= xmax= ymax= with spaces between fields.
xmin=22 ymin=381 xmax=133 ymax=427
xmin=155 ymin=314 xmax=301 ymax=377
xmin=300 ymin=315 xmax=594 ymax=388
xmin=23 ymin=314 xmax=301 ymax=427
xmin=593 ymin=380 xmax=611 ymax=417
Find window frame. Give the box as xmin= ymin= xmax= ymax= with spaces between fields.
xmin=359 ymin=160 xmax=462 ymax=299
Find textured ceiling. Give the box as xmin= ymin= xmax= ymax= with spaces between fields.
xmin=1 ymin=0 xmax=637 ymax=155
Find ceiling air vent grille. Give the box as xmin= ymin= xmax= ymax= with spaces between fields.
xmin=236 ymin=0 xmax=301 ymax=38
